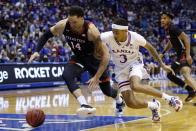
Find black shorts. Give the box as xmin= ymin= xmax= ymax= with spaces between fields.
xmin=68 ymin=55 xmax=110 ymax=81
xmin=171 ymin=52 xmax=191 ymax=73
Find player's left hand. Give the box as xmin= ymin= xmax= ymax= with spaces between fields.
xmin=86 ymin=76 xmax=100 ymax=90
xmin=186 ymin=55 xmax=192 ymax=65
xmin=162 ymin=64 xmax=175 ymax=75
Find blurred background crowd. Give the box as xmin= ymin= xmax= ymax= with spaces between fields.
xmin=0 ymin=0 xmax=195 ymax=77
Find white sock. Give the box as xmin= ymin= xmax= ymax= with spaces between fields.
xmin=162 ymin=93 xmax=172 ymax=101
xmin=148 ymin=101 xmax=158 ymax=110
xmin=115 ymin=95 xmax=123 ymax=104
xmin=77 ymin=96 xmax=87 ymax=106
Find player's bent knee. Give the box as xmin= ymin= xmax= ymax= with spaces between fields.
xmin=130 ymin=82 xmax=140 ymax=91
xmin=62 ymin=65 xmax=81 ymax=93
xmin=182 ymin=72 xmax=190 ymax=80
xmin=62 ymin=72 xmax=80 ymax=93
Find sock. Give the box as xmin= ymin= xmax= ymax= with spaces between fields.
xmin=185 ymin=85 xmax=195 ymax=92
xmin=162 ymin=93 xmax=172 ymax=101
xmin=115 ymin=95 xmax=123 ymax=104
xmin=77 ymin=96 xmax=87 ymax=106
xmin=148 ymin=101 xmax=158 ymax=110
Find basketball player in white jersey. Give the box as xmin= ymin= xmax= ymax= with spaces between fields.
xmin=101 ymin=18 xmax=183 ymax=122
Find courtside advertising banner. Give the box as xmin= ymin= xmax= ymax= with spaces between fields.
xmin=0 ymin=63 xmax=65 ymax=85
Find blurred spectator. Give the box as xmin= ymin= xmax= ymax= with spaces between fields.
xmin=0 ymin=49 xmax=9 ymax=63
xmin=8 ymin=49 xmax=17 ymax=62
xmin=49 ymin=48 xmax=60 ymax=62
xmin=26 ymin=35 xmax=36 ymax=53
xmin=0 ymin=0 xmax=195 ymax=64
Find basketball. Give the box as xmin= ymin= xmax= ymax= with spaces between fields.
xmin=26 ymin=109 xmax=45 ymax=127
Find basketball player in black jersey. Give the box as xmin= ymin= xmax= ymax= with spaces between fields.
xmin=28 ymin=6 xmax=124 ymax=118
xmin=160 ymin=11 xmax=196 ymax=102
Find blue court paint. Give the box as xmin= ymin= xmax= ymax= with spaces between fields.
xmin=0 ymin=114 xmax=148 ymax=131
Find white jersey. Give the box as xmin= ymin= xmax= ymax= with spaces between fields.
xmin=101 ymin=31 xmax=148 ymax=92
xmin=101 ymin=31 xmax=146 ymax=69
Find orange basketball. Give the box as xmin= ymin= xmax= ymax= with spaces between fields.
xmin=26 ymin=109 xmax=45 ymax=127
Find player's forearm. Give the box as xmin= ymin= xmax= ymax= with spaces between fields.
xmin=95 ymin=50 xmax=110 ymax=79
xmin=148 ymin=45 xmax=164 ymax=66
xmin=184 ymin=36 xmax=191 ymax=56
xmin=36 ymin=29 xmax=54 ymax=52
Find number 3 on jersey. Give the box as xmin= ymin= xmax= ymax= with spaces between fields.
xmin=71 ymin=41 xmax=81 ymax=50
xmin=120 ymin=54 xmax=127 ymax=63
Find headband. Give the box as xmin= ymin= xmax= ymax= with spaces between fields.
xmin=112 ymin=24 xmax=128 ymax=30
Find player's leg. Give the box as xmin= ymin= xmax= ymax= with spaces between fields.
xmin=181 ymin=66 xmax=196 ymax=91
xmin=167 ymin=62 xmax=195 ymax=102
xmin=116 ymin=71 xmax=161 ymax=122
xmin=98 ymin=70 xmax=125 ymax=117
xmin=120 ymin=85 xmax=161 ymax=122
xmin=62 ymin=63 xmax=96 ymax=118
xmin=130 ymin=76 xmax=162 ymax=97
xmin=85 ymin=57 xmax=124 ymax=117
xmin=129 ymin=65 xmax=183 ymax=112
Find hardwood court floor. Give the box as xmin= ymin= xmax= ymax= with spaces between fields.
xmin=0 ymin=79 xmax=196 ymax=131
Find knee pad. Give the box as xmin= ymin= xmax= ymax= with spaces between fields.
xmin=99 ymin=81 xmax=117 ymax=98
xmin=62 ymin=64 xmax=84 ymax=93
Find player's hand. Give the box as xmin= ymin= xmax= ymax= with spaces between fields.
xmin=186 ymin=55 xmax=192 ymax=65
xmin=86 ymin=76 xmax=100 ymax=90
xmin=159 ymin=54 xmax=164 ymax=59
xmin=162 ymin=64 xmax=175 ymax=75
xmin=28 ymin=52 xmax=40 ymax=64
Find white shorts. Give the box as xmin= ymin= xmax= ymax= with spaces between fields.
xmin=115 ymin=59 xmax=149 ymax=92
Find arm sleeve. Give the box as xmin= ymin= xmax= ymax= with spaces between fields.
xmin=134 ymin=32 xmax=146 ymax=46
xmin=171 ymin=25 xmax=182 ymax=36
xmin=36 ymin=29 xmax=54 ymax=52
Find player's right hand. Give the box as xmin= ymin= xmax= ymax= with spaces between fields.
xmin=28 ymin=52 xmax=40 ymax=64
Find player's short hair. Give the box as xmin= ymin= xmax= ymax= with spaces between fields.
xmin=113 ymin=18 xmax=128 ymax=26
xmin=160 ymin=11 xmax=174 ymax=19
xmin=68 ymin=6 xmax=84 ymax=17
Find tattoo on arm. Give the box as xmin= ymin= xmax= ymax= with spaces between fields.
xmin=94 ymin=36 xmax=103 ymax=59
xmin=93 ymin=35 xmax=110 ymax=78
xmin=148 ymin=45 xmax=163 ymax=65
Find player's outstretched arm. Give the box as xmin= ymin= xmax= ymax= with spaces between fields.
xmin=144 ymin=41 xmax=175 ymax=75
xmin=87 ymin=24 xmax=110 ymax=89
xmin=28 ymin=19 xmax=67 ymax=64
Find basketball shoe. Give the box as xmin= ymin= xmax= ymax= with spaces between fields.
xmin=169 ymin=96 xmax=183 ymax=112
xmin=151 ymin=99 xmax=161 ymax=122
xmin=77 ymin=104 xmax=96 ymax=118
xmin=115 ymin=101 xmax=125 ymax=117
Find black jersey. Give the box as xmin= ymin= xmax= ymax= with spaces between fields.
xmin=63 ymin=20 xmax=94 ymax=57
xmin=165 ymin=24 xmax=185 ymax=56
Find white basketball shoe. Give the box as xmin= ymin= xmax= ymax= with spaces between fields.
xmin=77 ymin=104 xmax=96 ymax=118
